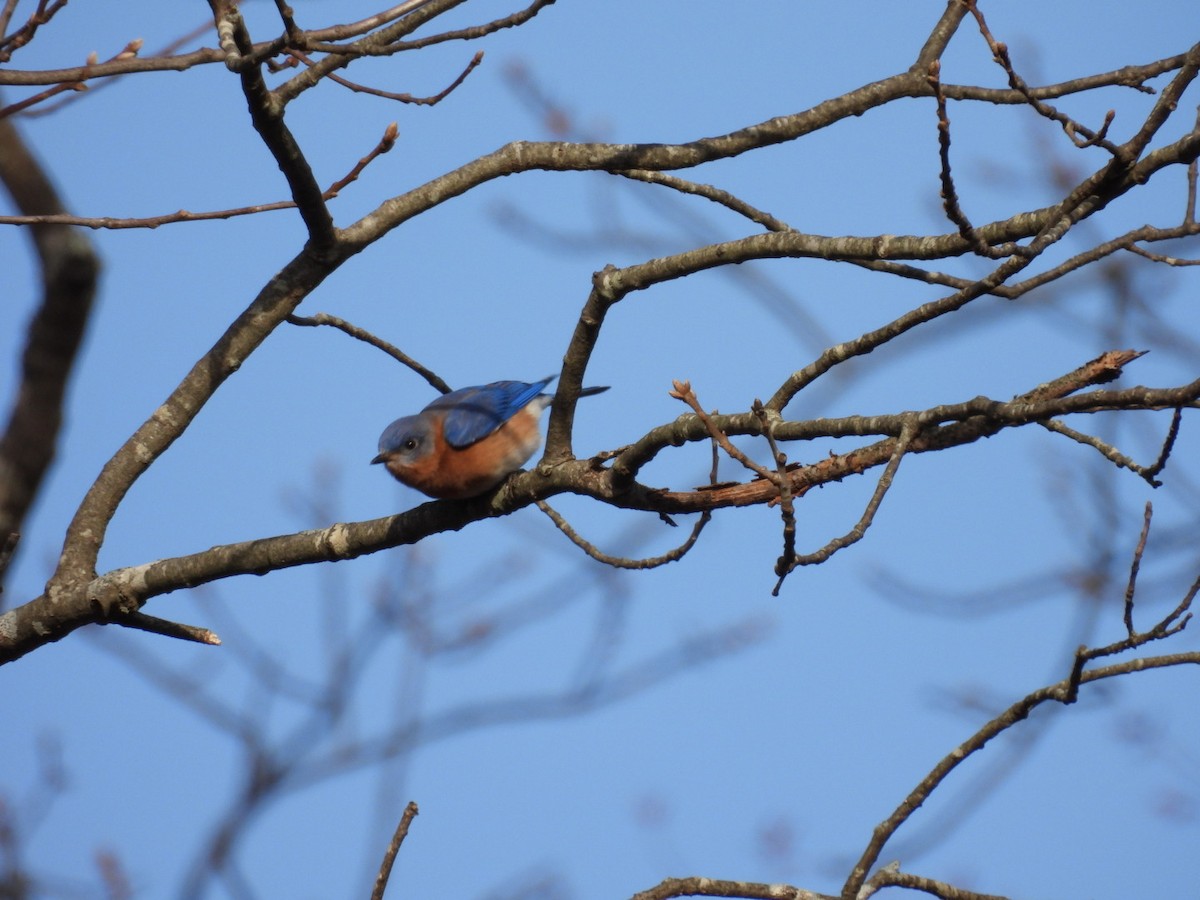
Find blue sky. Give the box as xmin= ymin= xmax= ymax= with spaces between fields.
xmin=4 ymin=2 xmax=1199 ymax=898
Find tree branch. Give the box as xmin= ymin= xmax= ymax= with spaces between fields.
xmin=631 ymin=877 xmax=836 ymax=900
xmin=840 ymin=515 xmax=1199 ymax=899
xmin=3 ymin=351 xmax=1192 ymax=662
xmin=370 ymin=801 xmax=418 ymax=900
xmin=207 ymin=0 xmax=336 ymax=250
xmin=0 ymin=117 xmax=98 ymax=593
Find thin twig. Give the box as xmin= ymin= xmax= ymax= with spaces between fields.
xmin=928 ymin=59 xmax=1004 ymax=257
xmin=773 ymin=418 xmax=917 ymax=594
xmin=962 ymin=0 xmax=1122 ymax=154
xmin=274 ymin=0 xmax=551 ymax=107
xmin=537 ymin=501 xmax=711 ymax=570
xmin=18 ymin=20 xmax=214 ymax=119
xmin=669 ymin=380 xmax=777 ymax=483
xmin=841 ymin=647 xmax=1200 ymax=899
xmin=371 ymin=801 xmax=419 ymax=900
xmin=0 ymin=0 xmax=22 ymax=47
xmin=112 ymin=610 xmax=221 ymax=646
xmin=302 ymin=1 xmax=438 ymax=44
xmin=0 ymin=119 xmax=400 ymax=227
xmin=0 ymin=200 xmax=299 ymax=229
xmin=1061 ymin=522 xmax=1197 ymax=702
xmin=0 ymin=0 xmax=69 ymax=63
xmin=288 ymin=47 xmax=483 ymax=105
xmin=1146 ymin=407 xmax=1183 ymax=479
xmin=0 ymin=38 xmax=144 ymax=119
xmin=754 ymin=401 xmax=797 ymax=586
xmin=322 ymin=121 xmax=399 ymax=199
xmin=535 ymin=408 xmax=710 ymax=571
xmin=1124 ymin=243 xmax=1200 ymax=266
xmin=848 ymin=219 xmax=1200 ymax=298
xmin=1123 ymin=503 xmax=1153 ymax=636
xmin=303 ymin=0 xmax=556 ymax=58
xmin=286 ymin=313 xmax=451 ymax=394
xmin=616 ymin=169 xmax=795 ymax=232
xmin=1037 ymin=417 xmax=1169 ymax=486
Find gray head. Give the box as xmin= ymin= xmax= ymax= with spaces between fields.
xmin=371 ymin=414 xmax=435 ymax=467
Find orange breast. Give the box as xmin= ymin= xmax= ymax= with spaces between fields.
xmin=388 ymin=405 xmax=544 ymax=499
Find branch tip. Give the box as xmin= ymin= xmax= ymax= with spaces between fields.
xmin=113 ymin=610 xmax=222 ymax=646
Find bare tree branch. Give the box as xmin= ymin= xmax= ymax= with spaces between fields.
xmin=840 ymin=511 xmax=1199 ymax=899
xmin=286 ymin=312 xmax=452 ymax=394
xmin=207 ymin=0 xmax=336 ymax=249
xmin=862 ymin=867 xmax=1010 ymax=900
xmin=843 ymin=646 xmax=1200 ymax=900
xmin=630 ymin=876 xmax=836 ymax=900
xmin=928 ymin=59 xmax=1006 ymax=258
xmin=0 ymin=0 xmax=1195 ymax=748
xmin=0 ymin=117 xmax=98 ymax=595
xmin=285 ymin=47 xmax=483 ymax=106
xmin=4 ymin=344 xmax=1193 ymax=664
xmin=0 ymin=0 xmax=68 ymax=63
xmin=371 ymin=801 xmax=418 ymax=900
xmin=537 ymin=499 xmax=710 ymax=570
xmin=4 ymin=4 xmax=1199 ymax=898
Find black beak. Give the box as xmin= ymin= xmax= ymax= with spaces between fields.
xmin=370 ymin=453 xmax=387 ymax=465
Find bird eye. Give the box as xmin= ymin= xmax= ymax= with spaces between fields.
xmin=403 ymin=438 xmax=418 ymax=451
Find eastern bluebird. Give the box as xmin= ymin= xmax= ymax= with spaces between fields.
xmin=372 ymin=377 xmax=609 ymax=499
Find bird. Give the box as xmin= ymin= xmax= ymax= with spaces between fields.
xmin=372 ymin=376 xmax=609 ymax=499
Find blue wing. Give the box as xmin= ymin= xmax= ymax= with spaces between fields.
xmin=431 ymin=378 xmax=553 ymax=449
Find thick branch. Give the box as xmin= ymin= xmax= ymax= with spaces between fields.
xmin=2 ymin=353 xmax=1192 ymax=662
xmin=615 ymin=351 xmax=1176 ymax=481
xmin=21 ymin=248 xmax=346 ymax=657
xmin=208 ymin=0 xmax=336 ymax=249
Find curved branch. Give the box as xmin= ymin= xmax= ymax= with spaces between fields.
xmin=841 ymin=648 xmax=1200 ymax=898
xmin=537 ymin=500 xmax=711 ymax=570
xmin=773 ymin=418 xmax=916 ymax=595
xmin=0 ymin=118 xmax=99 ymax=591
xmin=841 ymin=510 xmax=1199 ymax=898
xmin=286 ymin=312 xmax=451 ymax=394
